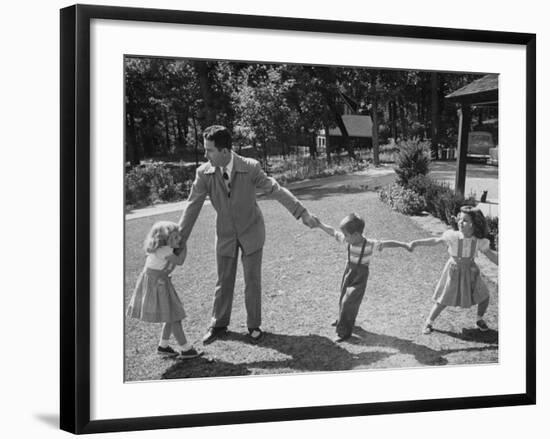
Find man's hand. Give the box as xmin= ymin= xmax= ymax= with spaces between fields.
xmin=301 ymin=211 xmax=319 ymax=228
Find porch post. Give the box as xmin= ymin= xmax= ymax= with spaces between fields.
xmin=455 ymin=105 xmax=471 ymax=197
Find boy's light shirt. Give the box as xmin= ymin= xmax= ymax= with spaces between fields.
xmin=333 ymin=232 xmax=380 ymax=266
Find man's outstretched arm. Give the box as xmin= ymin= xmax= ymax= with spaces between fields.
xmin=251 ymin=161 xmax=317 ymax=227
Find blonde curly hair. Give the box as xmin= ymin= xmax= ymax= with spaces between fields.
xmin=143 ymin=221 xmax=179 ymax=253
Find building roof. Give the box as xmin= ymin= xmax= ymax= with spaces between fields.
xmin=327 ymin=115 xmax=373 ymax=137
xmin=445 ymin=73 xmax=499 ymax=105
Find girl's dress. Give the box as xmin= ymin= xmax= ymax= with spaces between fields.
xmin=433 ymin=230 xmax=490 ymax=308
xmin=127 ymin=246 xmax=186 ymax=322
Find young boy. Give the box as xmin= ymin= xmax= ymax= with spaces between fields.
xmin=314 ymin=213 xmax=411 ymax=342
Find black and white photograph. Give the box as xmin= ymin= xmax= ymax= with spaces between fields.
xmin=4 ymin=0 xmax=548 ymax=437
xmin=52 ymin=2 xmax=538 ymax=435
xmin=124 ymin=58 xmax=500 ymax=382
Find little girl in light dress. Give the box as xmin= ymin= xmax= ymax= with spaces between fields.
xmin=127 ymin=221 xmax=201 ymax=359
xmin=409 ymin=206 xmax=498 ymax=334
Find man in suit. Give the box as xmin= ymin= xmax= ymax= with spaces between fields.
xmin=173 ymin=125 xmax=318 ymax=343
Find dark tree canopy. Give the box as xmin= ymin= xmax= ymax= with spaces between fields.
xmin=124 ymin=57 xmax=488 ymax=166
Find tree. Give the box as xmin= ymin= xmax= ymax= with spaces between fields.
xmin=233 ymin=65 xmax=299 ymax=168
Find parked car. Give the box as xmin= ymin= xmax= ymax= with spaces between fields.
xmin=467 ymin=131 xmax=494 ymax=162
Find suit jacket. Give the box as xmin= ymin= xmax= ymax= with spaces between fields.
xmin=178 ymin=153 xmax=306 ymax=257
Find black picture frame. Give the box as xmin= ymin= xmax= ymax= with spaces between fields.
xmin=60 ymin=4 xmax=536 ymax=434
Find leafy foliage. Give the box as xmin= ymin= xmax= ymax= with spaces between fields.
xmin=124 ymin=57 xmax=488 ymax=166
xmin=394 ymin=140 xmax=431 ymax=186
xmin=378 ymin=184 xmax=426 ymax=215
xmin=125 ymin=163 xmax=194 ymax=208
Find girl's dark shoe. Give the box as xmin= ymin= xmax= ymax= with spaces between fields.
xmin=157 ymin=346 xmax=178 ymax=357
xmin=179 ymin=347 xmax=203 ymax=359
xmin=476 ymin=319 xmax=489 ymax=332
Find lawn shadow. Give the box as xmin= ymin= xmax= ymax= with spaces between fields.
xmin=351 ymin=327 xmax=498 ymax=366
xmin=160 ymin=327 xmax=499 ymax=380
xmin=162 ymin=331 xmax=394 ymax=378
xmin=162 ymin=355 xmax=251 ymax=379
xmin=242 ymin=332 xmax=393 ymax=372
xmin=434 ymin=327 xmax=499 ymax=344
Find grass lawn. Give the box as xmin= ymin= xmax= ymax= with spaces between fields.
xmin=124 ymin=189 xmax=498 ymax=382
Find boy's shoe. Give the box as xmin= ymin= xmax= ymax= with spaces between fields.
xmin=157 ymin=345 xmax=178 ymax=357
xmin=202 ymin=326 xmax=228 ymax=344
xmin=248 ymin=328 xmax=264 ymax=343
xmin=422 ymin=323 xmax=434 ymax=335
xmin=331 ymin=319 xmax=338 ymax=327
xmin=476 ymin=319 xmax=489 ymax=332
xmin=179 ymin=347 xmax=202 ymax=359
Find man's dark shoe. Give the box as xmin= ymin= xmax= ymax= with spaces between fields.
xmin=248 ymin=327 xmax=264 ymax=343
xmin=202 ymin=326 xmax=228 ymax=344
xmin=334 ymin=333 xmax=351 ymax=343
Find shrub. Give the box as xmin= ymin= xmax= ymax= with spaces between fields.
xmin=394 ymin=140 xmax=431 ymax=186
xmin=125 ymin=162 xmax=195 ymax=208
xmin=125 ymin=167 xmax=153 ymax=207
xmin=403 ymin=175 xmax=476 ymax=224
xmin=272 ymin=156 xmax=368 ymax=186
xmin=378 ymin=184 xmax=426 ymax=215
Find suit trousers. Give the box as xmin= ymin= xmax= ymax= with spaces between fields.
xmin=211 ymin=245 xmax=263 ymax=329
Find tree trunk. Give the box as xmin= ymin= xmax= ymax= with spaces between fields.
xmin=319 ymin=87 xmax=356 ymax=160
xmin=176 ymin=113 xmax=187 ymax=150
xmin=324 ymin=122 xmax=332 ymax=165
xmin=430 ymin=72 xmax=440 ymax=159
xmin=309 ymin=133 xmax=318 ymax=158
xmin=142 ymin=117 xmax=155 ymax=157
xmin=390 ymin=101 xmax=397 ymax=140
xmin=192 ymin=61 xmax=218 ymax=127
xmin=163 ymin=108 xmax=171 ymax=155
xmin=370 ymin=82 xmax=380 ymax=166
xmin=192 ymin=115 xmax=200 ymax=168
xmin=398 ymin=95 xmax=408 ymax=140
xmin=126 ymin=106 xmax=140 ymax=166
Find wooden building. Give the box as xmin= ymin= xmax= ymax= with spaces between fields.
xmin=445 ymin=73 xmax=499 ymax=196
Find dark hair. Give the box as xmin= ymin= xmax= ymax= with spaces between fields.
xmin=203 ymin=125 xmax=232 ymax=151
xmin=339 ymin=213 xmax=365 ymax=235
xmin=457 ymin=206 xmax=488 ymax=239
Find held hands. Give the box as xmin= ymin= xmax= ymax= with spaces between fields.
xmin=378 ymin=241 xmax=414 ymax=252
xmin=165 ymin=254 xmax=180 ymax=265
xmin=301 ymin=211 xmax=321 ymax=229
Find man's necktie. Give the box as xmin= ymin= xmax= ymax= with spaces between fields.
xmin=222 ymin=168 xmax=231 ymax=197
